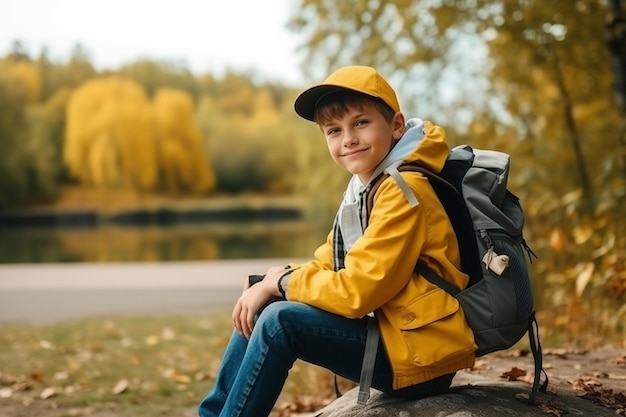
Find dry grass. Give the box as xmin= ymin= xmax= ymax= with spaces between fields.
xmin=0 ymin=314 xmax=345 ymax=417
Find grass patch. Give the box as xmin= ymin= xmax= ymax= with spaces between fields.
xmin=0 ymin=314 xmax=350 ymax=417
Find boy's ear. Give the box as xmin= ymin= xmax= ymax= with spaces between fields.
xmin=392 ymin=112 xmax=406 ymax=139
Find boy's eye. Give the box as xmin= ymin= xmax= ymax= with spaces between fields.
xmin=326 ymin=127 xmax=340 ymax=135
xmin=356 ymin=119 xmax=369 ymax=126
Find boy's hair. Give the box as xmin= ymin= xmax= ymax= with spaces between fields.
xmin=313 ymin=91 xmax=397 ymax=125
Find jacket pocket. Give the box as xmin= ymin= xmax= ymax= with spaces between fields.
xmin=392 ymin=288 xmax=459 ymax=330
xmin=390 ymin=288 xmax=474 ymax=366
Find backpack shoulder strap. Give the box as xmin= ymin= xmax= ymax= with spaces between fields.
xmin=528 ymin=313 xmax=550 ymax=403
xmin=368 ymin=163 xmax=483 ymax=287
xmin=399 ymin=163 xmax=482 ymax=286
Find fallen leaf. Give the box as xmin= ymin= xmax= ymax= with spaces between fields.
xmin=112 ymin=379 xmax=129 ymax=394
xmin=40 ymin=387 xmax=56 ymax=399
xmin=54 ymin=371 xmax=69 ymax=380
xmin=11 ymin=380 xmax=31 ymax=392
xmin=39 ymin=340 xmax=53 ymax=350
xmin=194 ymin=371 xmax=208 ymax=381
xmin=501 ymin=367 xmax=527 ymax=381
xmin=30 ymin=371 xmax=46 ymax=382
xmin=538 ymin=398 xmax=567 ymax=416
xmin=66 ymin=359 xmax=81 ymax=372
xmin=518 ymin=372 xmax=536 ymax=385
xmin=89 ymin=342 xmax=103 ymax=353
xmin=570 ymin=377 xmax=626 ymax=413
xmin=145 ymin=335 xmax=159 ymax=346
xmin=161 ymin=327 xmax=175 ymax=341
xmin=173 ymin=374 xmax=191 ymax=384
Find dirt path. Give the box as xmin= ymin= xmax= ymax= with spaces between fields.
xmin=0 ymin=259 xmax=301 ymax=324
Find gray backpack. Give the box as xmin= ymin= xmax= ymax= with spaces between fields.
xmin=359 ymin=145 xmax=549 ymax=404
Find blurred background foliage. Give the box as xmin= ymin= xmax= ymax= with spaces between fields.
xmin=0 ymin=0 xmax=625 ymax=343
xmin=289 ymin=0 xmax=626 ymax=341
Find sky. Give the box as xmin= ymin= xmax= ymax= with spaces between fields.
xmin=0 ymin=0 xmax=306 ymax=86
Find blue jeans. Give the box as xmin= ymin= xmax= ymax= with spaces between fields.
xmin=198 ymin=301 xmax=454 ymax=417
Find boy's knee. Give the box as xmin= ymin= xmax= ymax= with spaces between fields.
xmin=255 ymin=301 xmax=305 ymax=330
xmin=256 ymin=300 xmax=289 ymax=323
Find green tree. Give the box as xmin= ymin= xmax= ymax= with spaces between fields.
xmin=0 ymin=58 xmax=59 ymax=207
xmin=35 ymin=44 xmax=97 ymax=102
xmin=196 ymin=76 xmax=303 ymax=194
xmin=119 ymin=59 xmax=199 ymax=99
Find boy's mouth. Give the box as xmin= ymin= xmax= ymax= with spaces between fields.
xmin=342 ymin=148 xmax=368 ymax=157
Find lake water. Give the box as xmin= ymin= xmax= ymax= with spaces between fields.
xmin=0 ymin=220 xmax=330 ymax=264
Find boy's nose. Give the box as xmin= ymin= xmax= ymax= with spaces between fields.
xmin=343 ymin=130 xmax=358 ymax=146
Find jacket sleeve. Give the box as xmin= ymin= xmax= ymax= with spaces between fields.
xmin=286 ymin=174 xmax=434 ymax=318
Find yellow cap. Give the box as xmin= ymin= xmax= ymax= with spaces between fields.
xmin=294 ymin=65 xmax=400 ymax=121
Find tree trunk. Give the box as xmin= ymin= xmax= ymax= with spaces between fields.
xmin=605 ymin=0 xmax=626 ymax=176
xmin=545 ymin=38 xmax=595 ymax=214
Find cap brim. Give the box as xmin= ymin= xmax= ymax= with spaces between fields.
xmin=294 ymin=85 xmax=353 ymax=122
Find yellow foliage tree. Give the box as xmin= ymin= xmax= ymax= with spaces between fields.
xmin=64 ymin=76 xmax=158 ymax=189
xmin=152 ymin=88 xmax=215 ymax=193
xmin=66 ymin=77 xmax=215 ymax=194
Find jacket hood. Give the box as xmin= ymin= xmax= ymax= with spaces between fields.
xmin=346 ymin=119 xmax=450 ymax=198
xmin=374 ymin=118 xmax=449 ymax=180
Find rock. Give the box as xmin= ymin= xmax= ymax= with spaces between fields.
xmin=314 ymin=382 xmax=610 ymax=416
xmin=312 ymin=348 xmax=626 ymax=416
xmin=314 ymin=384 xmax=596 ymax=417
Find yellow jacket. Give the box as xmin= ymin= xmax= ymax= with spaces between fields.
xmin=285 ymin=120 xmax=477 ymax=389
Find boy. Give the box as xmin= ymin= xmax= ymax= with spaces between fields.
xmin=198 ymin=66 xmax=477 ymax=417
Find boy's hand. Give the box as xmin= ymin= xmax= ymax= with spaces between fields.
xmin=232 ymin=266 xmax=286 ymax=338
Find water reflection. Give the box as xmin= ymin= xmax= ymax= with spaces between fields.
xmin=0 ymin=220 xmax=328 ymax=263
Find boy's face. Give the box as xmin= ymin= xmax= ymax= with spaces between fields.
xmin=318 ymin=102 xmax=405 ymax=184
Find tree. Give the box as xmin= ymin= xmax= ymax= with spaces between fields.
xmin=35 ymin=45 xmax=96 ymax=102
xmin=288 ymin=0 xmax=626 ymax=341
xmin=65 ymin=77 xmax=215 ymax=194
xmin=0 ymin=58 xmax=40 ymax=106
xmin=153 ymin=88 xmax=215 ymax=193
xmin=603 ymin=0 xmax=626 ymax=174
xmin=288 ymin=0 xmax=482 ymax=119
xmin=119 ymin=60 xmax=199 ymax=99
xmin=195 ymin=77 xmax=303 ymax=194
xmin=289 ymin=0 xmax=624 ymax=209
xmin=0 ymin=58 xmax=55 ymax=207
xmin=65 ymin=76 xmax=157 ymax=188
